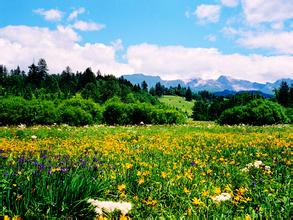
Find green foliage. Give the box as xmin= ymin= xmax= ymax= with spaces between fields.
xmin=285 ymin=107 xmax=293 ymax=123
xmin=192 ymin=100 xmax=210 ymax=121
xmin=185 ymin=87 xmax=193 ymax=101
xmin=103 ymin=99 xmax=186 ymax=125
xmin=58 ymin=95 xmax=102 ymax=125
xmin=0 ymin=123 xmax=291 ymax=219
xmin=0 ymin=96 xmax=102 ymax=126
xmin=218 ymin=99 xmax=289 ymax=125
xmin=275 ymin=81 xmax=290 ymax=107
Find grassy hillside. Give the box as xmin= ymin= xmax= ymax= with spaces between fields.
xmin=159 ymin=95 xmax=194 ymax=116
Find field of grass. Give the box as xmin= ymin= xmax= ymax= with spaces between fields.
xmin=159 ymin=95 xmax=194 ymax=116
xmin=0 ymin=122 xmax=292 ymax=219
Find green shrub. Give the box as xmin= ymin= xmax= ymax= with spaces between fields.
xmin=59 ymin=95 xmax=102 ymax=124
xmin=60 ymin=106 xmax=93 ymax=126
xmin=218 ymin=99 xmax=289 ymax=125
xmin=0 ymin=97 xmax=28 ymax=125
xmin=0 ymin=97 xmax=58 ymax=125
xmin=103 ymin=101 xmax=131 ymax=125
xmin=285 ymin=107 xmax=293 ymax=123
xmin=24 ymin=99 xmax=59 ymax=125
xmin=103 ymin=101 xmax=186 ymax=125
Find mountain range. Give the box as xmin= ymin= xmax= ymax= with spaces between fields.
xmin=122 ymin=73 xmax=293 ymax=95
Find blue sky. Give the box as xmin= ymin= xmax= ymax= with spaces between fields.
xmin=0 ymin=0 xmax=293 ymax=82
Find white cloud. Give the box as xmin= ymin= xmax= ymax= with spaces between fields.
xmin=0 ymin=25 xmax=292 ymax=83
xmin=0 ymin=25 xmax=132 ymax=75
xmin=194 ymin=4 xmax=221 ymax=23
xmin=34 ymin=8 xmax=63 ymax=21
xmin=68 ymin=7 xmax=85 ymax=21
xmin=238 ymin=31 xmax=293 ymax=54
xmin=205 ymin=34 xmax=217 ymax=42
xmin=126 ymin=43 xmax=293 ymax=82
xmin=72 ymin=21 xmax=105 ymax=31
xmin=242 ymin=0 xmax=293 ymax=24
xmin=271 ymin=22 xmax=284 ymax=30
xmin=111 ymin=39 xmax=124 ymax=51
xmin=221 ymin=0 xmax=239 ymax=7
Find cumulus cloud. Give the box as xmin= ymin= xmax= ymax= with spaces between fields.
xmin=0 ymin=25 xmax=292 ymax=83
xmin=221 ymin=0 xmax=239 ymax=7
xmin=238 ymin=31 xmax=293 ymax=54
xmin=34 ymin=8 xmax=63 ymax=21
xmin=68 ymin=7 xmax=85 ymax=21
xmin=0 ymin=25 xmax=132 ymax=75
xmin=194 ymin=4 xmax=221 ymax=23
xmin=72 ymin=21 xmax=105 ymax=31
xmin=242 ymin=0 xmax=293 ymax=24
xmin=126 ymin=43 xmax=293 ymax=82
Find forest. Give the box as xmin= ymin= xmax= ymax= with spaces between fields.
xmin=0 ymin=58 xmax=292 ymax=126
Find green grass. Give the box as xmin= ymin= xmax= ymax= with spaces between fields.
xmin=159 ymin=95 xmax=194 ymax=116
xmin=1 ymin=122 xmax=292 ymax=219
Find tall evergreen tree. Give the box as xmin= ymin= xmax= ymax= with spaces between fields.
xmin=155 ymin=82 xmax=164 ymax=97
xmin=276 ymin=81 xmax=289 ymax=107
xmin=141 ymin=80 xmax=148 ymax=92
xmin=185 ymin=87 xmax=193 ymax=101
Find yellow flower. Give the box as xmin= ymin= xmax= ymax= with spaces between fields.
xmin=125 ymin=163 xmax=133 ymax=169
xmin=161 ymin=172 xmax=167 ymax=178
xmin=207 ymin=169 xmax=212 ymax=174
xmin=192 ymin=197 xmax=203 ymax=206
xmin=138 ymin=178 xmax=145 ymax=185
xmin=120 ymin=215 xmax=131 ymax=220
xmin=184 ymin=187 xmax=190 ymax=193
xmin=201 ymin=190 xmax=209 ymax=197
xmin=137 ymin=171 xmax=141 ymax=176
xmin=237 ymin=187 xmax=247 ymax=196
xmin=98 ymin=216 xmax=108 ymax=220
xmin=214 ymin=187 xmax=221 ymax=194
xmin=245 ymin=214 xmax=251 ymax=220
xmin=118 ymin=184 xmax=126 ymax=191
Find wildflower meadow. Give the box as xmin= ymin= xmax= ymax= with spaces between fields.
xmin=0 ymin=122 xmax=292 ymax=219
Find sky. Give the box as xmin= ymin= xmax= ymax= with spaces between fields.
xmin=0 ymin=0 xmax=293 ymax=83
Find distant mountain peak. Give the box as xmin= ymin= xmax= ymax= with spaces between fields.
xmin=122 ymin=73 xmax=293 ymax=95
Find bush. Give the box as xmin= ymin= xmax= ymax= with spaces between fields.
xmin=103 ymin=100 xmax=186 ymax=125
xmin=0 ymin=97 xmax=58 ymax=125
xmin=58 ymin=95 xmax=102 ymax=124
xmin=60 ymin=106 xmax=93 ymax=126
xmin=103 ymin=102 xmax=131 ymax=125
xmin=218 ymin=99 xmax=289 ymax=125
xmin=0 ymin=97 xmax=28 ymax=125
xmin=285 ymin=108 xmax=293 ymax=123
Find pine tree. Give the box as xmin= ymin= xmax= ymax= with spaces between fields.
xmin=141 ymin=80 xmax=148 ymax=92
xmin=185 ymin=87 xmax=193 ymax=101
xmin=276 ymin=81 xmax=289 ymax=107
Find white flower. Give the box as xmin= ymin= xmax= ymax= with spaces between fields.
xmin=246 ymin=163 xmax=253 ymax=169
xmin=87 ymin=199 xmax=132 ymax=215
xmin=241 ymin=167 xmax=249 ymax=172
xmin=253 ymin=160 xmax=263 ymax=168
xmin=265 ymin=165 xmax=271 ymax=171
xmin=18 ymin=124 xmax=26 ymax=129
xmin=31 ymin=135 xmax=37 ymax=139
xmin=211 ymin=193 xmax=232 ymax=202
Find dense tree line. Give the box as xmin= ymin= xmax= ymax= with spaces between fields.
xmin=191 ymin=82 xmax=293 ymax=125
xmin=0 ymin=59 xmax=156 ymax=104
xmin=0 ymin=59 xmax=187 ymax=126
